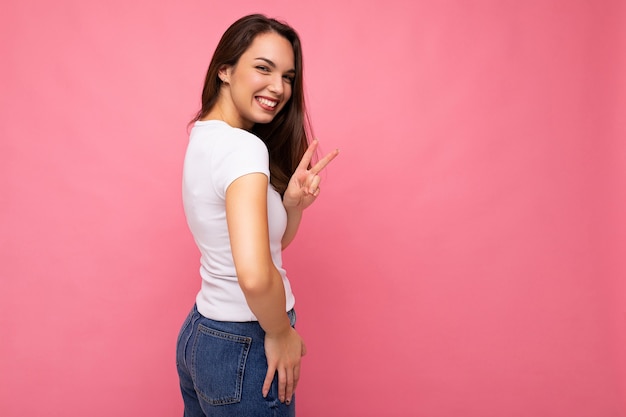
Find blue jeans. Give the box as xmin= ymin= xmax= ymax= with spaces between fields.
xmin=176 ymin=305 xmax=297 ymax=417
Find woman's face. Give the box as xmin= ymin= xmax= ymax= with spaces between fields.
xmin=219 ymin=32 xmax=295 ymax=130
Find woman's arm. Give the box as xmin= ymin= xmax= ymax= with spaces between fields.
xmin=226 ymin=172 xmax=305 ymax=404
xmin=281 ymin=207 xmax=303 ymax=249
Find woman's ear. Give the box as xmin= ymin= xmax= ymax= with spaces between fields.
xmin=218 ymin=65 xmax=231 ymax=84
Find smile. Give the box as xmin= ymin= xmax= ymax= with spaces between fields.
xmin=256 ymin=96 xmax=278 ymax=109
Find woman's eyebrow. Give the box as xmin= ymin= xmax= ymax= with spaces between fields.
xmin=255 ymin=57 xmax=295 ymax=73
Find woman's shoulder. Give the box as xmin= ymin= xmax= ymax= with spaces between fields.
xmin=190 ymin=121 xmax=268 ymax=164
xmin=193 ymin=120 xmax=264 ymax=146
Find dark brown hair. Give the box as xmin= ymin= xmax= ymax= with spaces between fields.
xmin=192 ymin=14 xmax=312 ymax=195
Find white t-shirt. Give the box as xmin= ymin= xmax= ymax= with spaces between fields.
xmin=182 ymin=120 xmax=295 ymax=322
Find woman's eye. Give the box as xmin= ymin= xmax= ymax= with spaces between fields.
xmin=256 ymin=66 xmax=270 ymax=72
xmin=283 ymin=76 xmax=295 ymax=84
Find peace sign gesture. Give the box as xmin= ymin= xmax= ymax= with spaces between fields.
xmin=282 ymin=140 xmax=339 ymax=211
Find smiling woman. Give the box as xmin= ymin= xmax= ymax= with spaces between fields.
xmin=176 ymin=14 xmax=339 ymax=417
xmin=210 ymin=32 xmax=296 ymax=129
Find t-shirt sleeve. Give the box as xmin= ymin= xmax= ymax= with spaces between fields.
xmin=212 ymin=130 xmax=270 ymax=198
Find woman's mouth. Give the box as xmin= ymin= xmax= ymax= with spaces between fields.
xmin=256 ymin=96 xmax=278 ymax=110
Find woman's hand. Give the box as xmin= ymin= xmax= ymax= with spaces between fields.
xmin=282 ymin=140 xmax=339 ymax=211
xmin=263 ymin=327 xmax=307 ymax=404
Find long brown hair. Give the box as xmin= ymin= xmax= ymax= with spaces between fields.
xmin=192 ymin=14 xmax=312 ymax=196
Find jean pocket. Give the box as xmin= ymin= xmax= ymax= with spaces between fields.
xmin=191 ymin=324 xmax=252 ymax=405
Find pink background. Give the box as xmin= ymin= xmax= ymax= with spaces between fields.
xmin=1 ymin=0 xmax=625 ymax=416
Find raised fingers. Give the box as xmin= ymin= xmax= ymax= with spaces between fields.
xmin=296 ymin=139 xmax=319 ymax=171
xmin=297 ymin=140 xmax=340 ymax=174
xmin=309 ymin=148 xmax=340 ymax=175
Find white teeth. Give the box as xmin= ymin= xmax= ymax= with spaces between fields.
xmin=257 ymin=97 xmax=277 ymax=108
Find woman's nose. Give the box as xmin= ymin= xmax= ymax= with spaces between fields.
xmin=268 ymin=75 xmax=284 ymax=95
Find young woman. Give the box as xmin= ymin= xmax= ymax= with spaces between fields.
xmin=176 ymin=14 xmax=338 ymax=417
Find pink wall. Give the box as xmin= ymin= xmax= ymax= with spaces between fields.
xmin=1 ymin=1 xmax=625 ymax=416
